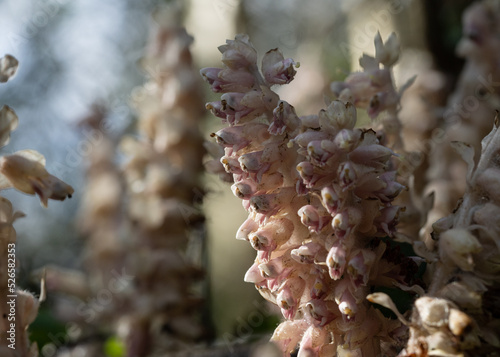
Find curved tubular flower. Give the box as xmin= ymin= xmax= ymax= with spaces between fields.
xmin=202 ymin=35 xmax=417 ymax=356
xmin=0 ymin=150 xmax=74 ymax=207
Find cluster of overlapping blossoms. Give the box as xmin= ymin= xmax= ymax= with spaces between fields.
xmin=201 ymin=35 xmax=419 ymax=356
xmin=0 ymin=54 xmax=73 ymax=357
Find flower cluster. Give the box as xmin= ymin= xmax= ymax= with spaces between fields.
xmin=202 ymin=34 xmax=420 ymax=356
xmin=374 ymin=117 xmax=500 ymax=357
xmin=44 ymin=7 xmax=208 ymax=356
xmin=0 ymin=61 xmax=73 ymax=208
xmin=0 ymin=54 xmax=73 ymax=357
xmin=330 ymin=32 xmax=412 ymax=152
xmin=118 ymin=10 xmax=207 ymax=353
xmin=423 ymin=0 xmax=500 ymax=250
xmin=329 ymin=33 xmax=422 ymax=241
xmin=0 ymin=56 xmax=73 ymax=208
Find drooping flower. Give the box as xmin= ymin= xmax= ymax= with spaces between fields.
xmin=0 ymin=151 xmax=74 ymax=207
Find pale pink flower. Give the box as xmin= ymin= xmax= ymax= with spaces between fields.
xmin=261 ymin=49 xmax=298 ymax=85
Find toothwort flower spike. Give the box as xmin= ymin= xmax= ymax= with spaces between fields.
xmin=72 ymin=7 xmax=209 ymax=356
xmin=203 ymin=34 xmax=414 ymax=356
xmin=402 ymin=114 xmax=500 ymax=356
xmin=0 ymin=54 xmax=73 ymax=357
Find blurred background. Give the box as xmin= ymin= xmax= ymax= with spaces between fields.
xmin=0 ymin=0 xmax=474 ymax=355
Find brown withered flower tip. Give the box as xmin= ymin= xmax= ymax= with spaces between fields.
xmin=0 ymin=54 xmax=19 ymax=83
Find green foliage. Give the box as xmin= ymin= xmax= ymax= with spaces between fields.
xmin=29 ymin=307 xmax=66 ymax=352
xmin=104 ymin=336 xmax=125 ymax=357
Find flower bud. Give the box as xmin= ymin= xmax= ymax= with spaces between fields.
xmin=271 ymin=320 xmax=309 ymax=356
xmin=217 ymin=68 xmax=256 ymax=93
xmin=297 ymin=161 xmax=316 ymax=187
xmin=259 ymin=257 xmax=292 ymax=291
xmin=236 ymin=217 xmax=258 ymax=240
xmin=212 ymin=125 xmax=250 ymax=150
xmin=373 ymin=171 xmax=405 ymax=202
xmin=375 ymin=206 xmax=400 ymax=236
xmin=259 ymin=261 xmax=280 ymax=279
xmin=297 ymin=326 xmax=329 ymax=357
xmin=307 ymin=140 xmax=330 ymax=166
xmin=277 ymin=278 xmax=305 ymax=319
xmin=220 ymin=155 xmax=242 ymax=175
xmin=248 ymin=230 xmax=270 ymax=249
xmin=374 ymin=32 xmax=399 ymax=67
xmin=320 ymin=186 xmax=339 ymax=214
xmin=205 ymin=101 xmax=227 ymax=120
xmin=249 ymin=193 xmax=280 ymax=215
xmin=262 ymin=48 xmax=297 ymax=85
xmin=439 ymin=228 xmax=482 ymax=271
xmin=305 ymin=299 xmax=337 ymax=326
xmin=415 ymin=297 xmax=449 ymax=328
xmin=335 ymin=282 xmax=358 ymax=321
xmin=219 ymin=92 xmax=254 ymax=124
xmin=277 ymin=286 xmax=297 ymax=319
xmin=319 ymin=100 xmax=357 ymax=132
xmin=270 ymin=100 xmax=300 ymax=135
xmin=244 ymin=261 xmax=266 ymax=284
xmin=332 ymin=211 xmax=350 ymax=238
xmin=347 ymin=250 xmax=376 ymax=286
xmin=231 ymin=181 xmax=256 ymax=199
xmin=327 ymin=244 xmax=346 ymax=280
xmin=293 ymin=131 xmax=329 ymax=148
xmin=334 ymin=129 xmax=358 ymax=151
xmin=219 ymin=34 xmax=257 ymax=70
xmin=291 ymin=241 xmax=322 ymax=264
xmin=310 ymin=275 xmax=326 ymax=299
xmin=338 ymin=161 xmax=357 ymax=190
xmin=298 ymin=205 xmax=330 ymax=232
xmin=200 ymin=67 xmax=223 ymax=91
xmin=349 ymin=144 xmax=393 ymax=169
xmin=238 ymin=150 xmax=265 ymax=172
